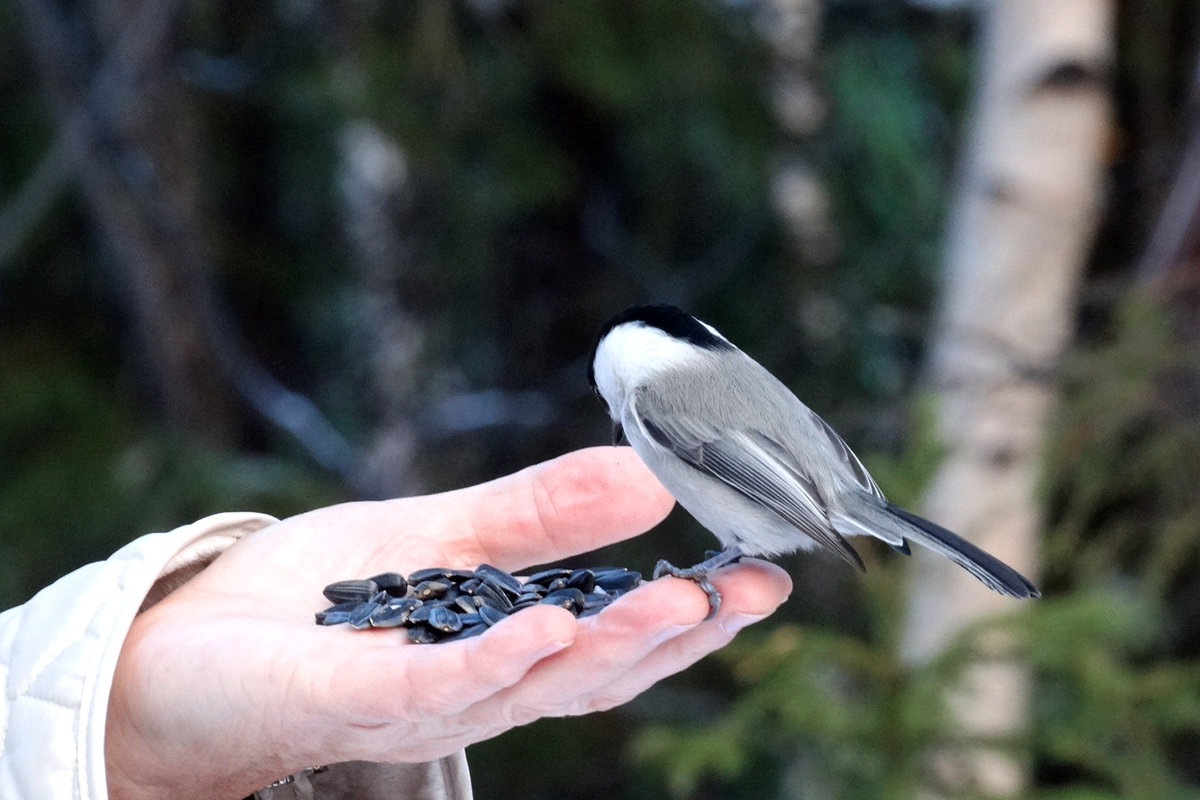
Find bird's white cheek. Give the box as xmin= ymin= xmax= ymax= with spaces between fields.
xmin=592 ymin=349 xmax=627 ymax=413
xmin=593 ymin=323 xmax=701 ymax=409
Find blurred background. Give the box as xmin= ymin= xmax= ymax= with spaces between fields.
xmin=3 ymin=0 xmax=1200 ymax=797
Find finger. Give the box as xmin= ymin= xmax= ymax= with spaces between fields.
xmin=559 ymin=560 xmax=791 ymax=714
xmin=457 ymin=559 xmax=789 ymax=726
xmin=329 ymin=604 xmax=579 ymax=726
xmin=428 ymin=446 xmax=675 ymax=570
xmin=450 ymin=569 xmax=723 ymax=728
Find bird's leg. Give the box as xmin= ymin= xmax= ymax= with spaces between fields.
xmin=653 ymin=545 xmax=744 ymax=620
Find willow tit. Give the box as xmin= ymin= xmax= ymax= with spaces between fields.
xmin=588 ymin=304 xmax=1039 ymax=612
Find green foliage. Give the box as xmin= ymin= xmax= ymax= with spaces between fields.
xmin=861 ymin=395 xmax=946 ymax=508
xmin=345 ymin=0 xmax=783 ymax=391
xmin=1027 ymin=592 xmax=1200 ymax=800
xmin=1037 ymin=295 xmax=1200 ymax=798
xmin=631 ymin=589 xmax=1200 ymax=800
xmin=809 ymin=8 xmax=969 ymax=400
xmin=1046 ymin=297 xmax=1200 ymax=595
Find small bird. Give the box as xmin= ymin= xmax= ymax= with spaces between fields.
xmin=588 ymin=304 xmax=1039 ymax=613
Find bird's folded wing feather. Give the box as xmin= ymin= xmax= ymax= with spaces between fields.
xmin=630 ymin=394 xmax=864 ymax=570
xmin=808 ymin=412 xmax=886 ymax=501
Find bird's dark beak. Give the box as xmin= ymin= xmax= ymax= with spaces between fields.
xmin=611 ymin=420 xmax=625 ymax=446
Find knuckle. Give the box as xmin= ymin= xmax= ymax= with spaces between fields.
xmin=659 ymin=628 xmax=732 ymax=672
xmin=501 ymin=700 xmax=551 ymax=728
xmin=576 ymin=690 xmax=634 ymax=715
xmin=529 ymin=470 xmax=563 ymax=534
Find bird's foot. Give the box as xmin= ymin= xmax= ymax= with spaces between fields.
xmin=653 ymin=546 xmax=744 ymax=620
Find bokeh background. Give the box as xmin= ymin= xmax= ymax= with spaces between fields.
xmin=4 ymin=0 xmax=1200 ymax=798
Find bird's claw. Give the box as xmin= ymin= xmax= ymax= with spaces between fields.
xmin=653 ymin=558 xmax=723 ymax=620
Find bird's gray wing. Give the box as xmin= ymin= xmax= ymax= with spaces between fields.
xmin=629 ymin=393 xmax=864 ymax=570
xmin=808 ymin=412 xmax=886 ymax=501
xmin=744 ymin=415 xmax=907 ymax=551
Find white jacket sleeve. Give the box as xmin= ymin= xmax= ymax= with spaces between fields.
xmin=0 ymin=512 xmax=277 ymax=800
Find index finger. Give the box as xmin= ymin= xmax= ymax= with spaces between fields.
xmin=433 ymin=446 xmax=675 ymax=571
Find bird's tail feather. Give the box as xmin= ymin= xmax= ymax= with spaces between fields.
xmin=884 ymin=504 xmax=1040 ymax=599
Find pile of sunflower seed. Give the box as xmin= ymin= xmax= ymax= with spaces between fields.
xmin=316 ymin=564 xmax=643 ymax=644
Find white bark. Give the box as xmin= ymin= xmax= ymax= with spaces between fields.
xmin=902 ymin=1 xmax=1112 ymax=795
xmin=337 ymin=120 xmax=426 ymax=499
xmin=757 ymin=0 xmax=837 ymax=268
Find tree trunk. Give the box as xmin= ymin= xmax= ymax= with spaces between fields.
xmin=337 ymin=120 xmax=427 ymax=499
xmin=901 ymin=1 xmax=1112 ymax=796
xmin=758 ymin=0 xmax=836 ymax=269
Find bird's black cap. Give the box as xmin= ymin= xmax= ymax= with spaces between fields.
xmin=587 ymin=304 xmax=733 ymax=389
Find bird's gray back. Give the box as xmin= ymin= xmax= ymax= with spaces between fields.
xmin=638 ymin=349 xmax=873 ymax=508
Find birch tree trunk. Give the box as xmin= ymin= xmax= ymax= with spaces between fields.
xmin=336 ymin=121 xmax=424 ymax=500
xmin=901 ymin=1 xmax=1112 ymax=796
xmin=757 ymin=0 xmax=836 ymax=270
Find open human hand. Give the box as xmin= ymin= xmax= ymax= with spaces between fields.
xmin=105 ymin=447 xmax=793 ymax=800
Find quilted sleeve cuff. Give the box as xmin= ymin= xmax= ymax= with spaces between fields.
xmin=0 ymin=512 xmax=278 ymax=800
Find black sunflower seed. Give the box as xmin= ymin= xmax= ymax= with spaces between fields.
xmin=367 ymin=572 xmax=408 ymax=597
xmin=370 ymin=597 xmax=421 ymax=627
xmin=510 ymin=596 xmax=542 ymax=612
xmin=454 ymin=595 xmax=479 ymax=614
xmin=526 ymin=568 xmax=571 ymax=585
xmin=407 ymin=626 xmax=439 ymax=644
xmin=315 ymin=600 xmax=361 ymax=623
xmin=541 ymin=588 xmax=586 ymax=613
xmin=442 ymin=623 xmax=487 ymax=642
xmin=369 ymin=604 xmax=411 ymax=628
xmin=428 ymin=606 xmax=464 ymax=633
xmin=322 ymin=579 xmax=380 ymax=604
xmin=349 ymin=602 xmax=379 ymax=629
xmin=567 ymin=569 xmax=596 ymax=593
xmin=594 ymin=568 xmax=642 ymax=592
xmin=413 ymin=580 xmax=454 ymax=600
xmin=316 ymin=609 xmax=354 ymax=626
xmin=407 ymin=604 xmax=435 ymax=624
xmin=409 ymin=567 xmax=475 ymax=583
xmin=473 ymin=582 xmax=513 ymax=612
xmin=475 ymin=564 xmax=523 ymax=596
xmin=578 ymin=592 xmax=615 ymax=618
xmin=407 ymin=568 xmax=448 ymax=583
xmin=478 ymin=605 xmax=507 ymax=626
